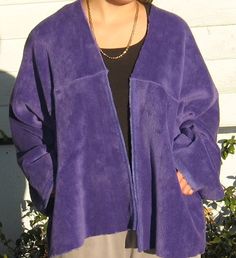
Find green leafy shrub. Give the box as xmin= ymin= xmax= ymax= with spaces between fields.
xmin=0 ymin=201 xmax=48 ymax=258
xmin=203 ymin=185 xmax=236 ymax=258
xmin=202 ymin=135 xmax=236 ymax=258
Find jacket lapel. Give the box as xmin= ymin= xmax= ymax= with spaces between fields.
xmin=74 ymin=0 xmax=157 ymax=81
xmin=72 ymin=0 xmax=160 ymax=230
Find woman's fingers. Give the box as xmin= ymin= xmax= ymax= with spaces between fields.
xmin=182 ymin=183 xmax=194 ymax=195
xmin=176 ymin=170 xmax=194 ymax=195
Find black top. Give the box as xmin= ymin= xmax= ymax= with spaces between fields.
xmin=101 ymin=3 xmax=151 ymax=166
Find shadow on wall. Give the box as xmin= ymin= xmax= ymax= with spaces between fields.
xmin=0 ymin=70 xmax=26 ymax=254
xmin=218 ymin=127 xmax=236 ymax=134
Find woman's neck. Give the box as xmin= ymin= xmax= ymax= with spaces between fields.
xmin=81 ymin=0 xmax=138 ymax=24
xmin=80 ymin=0 xmax=148 ymax=49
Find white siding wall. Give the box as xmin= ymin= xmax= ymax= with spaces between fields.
xmin=0 ymin=0 xmax=235 ymax=250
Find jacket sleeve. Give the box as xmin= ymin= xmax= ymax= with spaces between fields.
xmin=172 ymin=22 xmax=225 ymax=201
xmin=8 ymin=30 xmax=56 ymax=216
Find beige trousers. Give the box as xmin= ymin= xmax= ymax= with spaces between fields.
xmin=52 ymin=229 xmax=202 ymax=258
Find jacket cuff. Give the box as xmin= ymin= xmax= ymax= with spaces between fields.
xmin=173 ymin=128 xmax=225 ymax=201
xmin=18 ymin=145 xmax=56 ymax=216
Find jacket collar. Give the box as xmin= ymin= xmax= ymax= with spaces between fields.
xmin=74 ymin=0 xmax=158 ymax=81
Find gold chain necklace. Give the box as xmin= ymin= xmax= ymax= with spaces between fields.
xmin=86 ymin=0 xmax=139 ymax=60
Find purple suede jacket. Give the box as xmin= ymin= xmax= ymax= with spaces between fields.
xmin=8 ymin=0 xmax=225 ymax=257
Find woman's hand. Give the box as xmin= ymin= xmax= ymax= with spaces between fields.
xmin=176 ymin=170 xmax=194 ymax=195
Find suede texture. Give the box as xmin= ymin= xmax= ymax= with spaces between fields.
xmin=8 ymin=0 xmax=225 ymax=257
